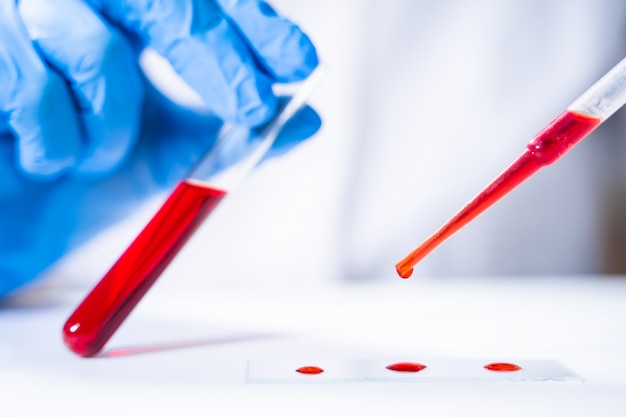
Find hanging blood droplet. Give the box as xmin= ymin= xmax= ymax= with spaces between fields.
xmin=484 ymin=362 xmax=522 ymax=372
xmin=396 ymin=265 xmax=414 ymax=279
xmin=296 ymin=366 xmax=324 ymax=374
xmin=386 ymin=362 xmax=427 ymax=372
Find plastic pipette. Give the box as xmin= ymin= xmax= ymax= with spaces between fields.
xmin=396 ymin=56 xmax=626 ymax=279
xmin=63 ymin=68 xmax=323 ymax=357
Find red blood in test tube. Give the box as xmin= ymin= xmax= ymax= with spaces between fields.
xmin=484 ymin=362 xmax=522 ymax=372
xmin=63 ymin=180 xmax=226 ymax=357
xmin=296 ymin=366 xmax=324 ymax=374
xmin=386 ymin=362 xmax=427 ymax=372
xmin=395 ymin=110 xmax=601 ymax=278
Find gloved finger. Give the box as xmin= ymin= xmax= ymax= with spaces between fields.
xmin=132 ymin=82 xmax=224 ymax=188
xmin=0 ymin=114 xmax=8 ymax=136
xmin=174 ymin=102 xmax=320 ymax=176
xmin=0 ymin=131 xmax=23 ymax=198
xmin=87 ymin=0 xmax=276 ymax=127
xmin=18 ymin=0 xmax=144 ymax=177
xmin=265 ymin=104 xmax=321 ymax=158
xmin=213 ymin=0 xmax=318 ymax=82
xmin=132 ymin=85 xmax=319 ymax=188
xmin=0 ymin=0 xmax=82 ymax=179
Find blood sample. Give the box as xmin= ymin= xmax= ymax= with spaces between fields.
xmin=62 ymin=69 xmax=324 ymax=357
xmin=395 ymin=110 xmax=600 ymax=278
xmin=484 ymin=362 xmax=522 ymax=372
xmin=63 ymin=180 xmax=226 ymax=357
xmin=296 ymin=366 xmax=324 ymax=374
xmin=386 ymin=362 xmax=427 ymax=372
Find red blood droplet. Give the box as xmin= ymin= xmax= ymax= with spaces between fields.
xmin=484 ymin=362 xmax=522 ymax=372
xmin=386 ymin=362 xmax=427 ymax=372
xmin=296 ymin=366 xmax=324 ymax=374
xmin=396 ymin=265 xmax=414 ymax=279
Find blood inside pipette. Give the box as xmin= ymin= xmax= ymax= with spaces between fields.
xmin=63 ymin=180 xmax=226 ymax=357
xmin=395 ymin=109 xmax=601 ymax=278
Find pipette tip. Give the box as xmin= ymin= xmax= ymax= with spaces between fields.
xmin=395 ymin=264 xmax=414 ymax=279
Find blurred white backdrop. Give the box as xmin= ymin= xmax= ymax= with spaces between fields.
xmin=47 ymin=0 xmax=626 ymax=293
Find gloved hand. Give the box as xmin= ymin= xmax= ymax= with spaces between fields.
xmin=0 ymin=0 xmax=321 ymax=297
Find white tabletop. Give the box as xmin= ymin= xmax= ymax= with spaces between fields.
xmin=1 ymin=274 xmax=625 ymax=416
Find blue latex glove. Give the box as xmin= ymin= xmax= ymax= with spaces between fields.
xmin=0 ymin=0 xmax=320 ymax=297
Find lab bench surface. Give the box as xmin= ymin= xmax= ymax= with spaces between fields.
xmin=1 ymin=275 xmax=625 ymax=416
